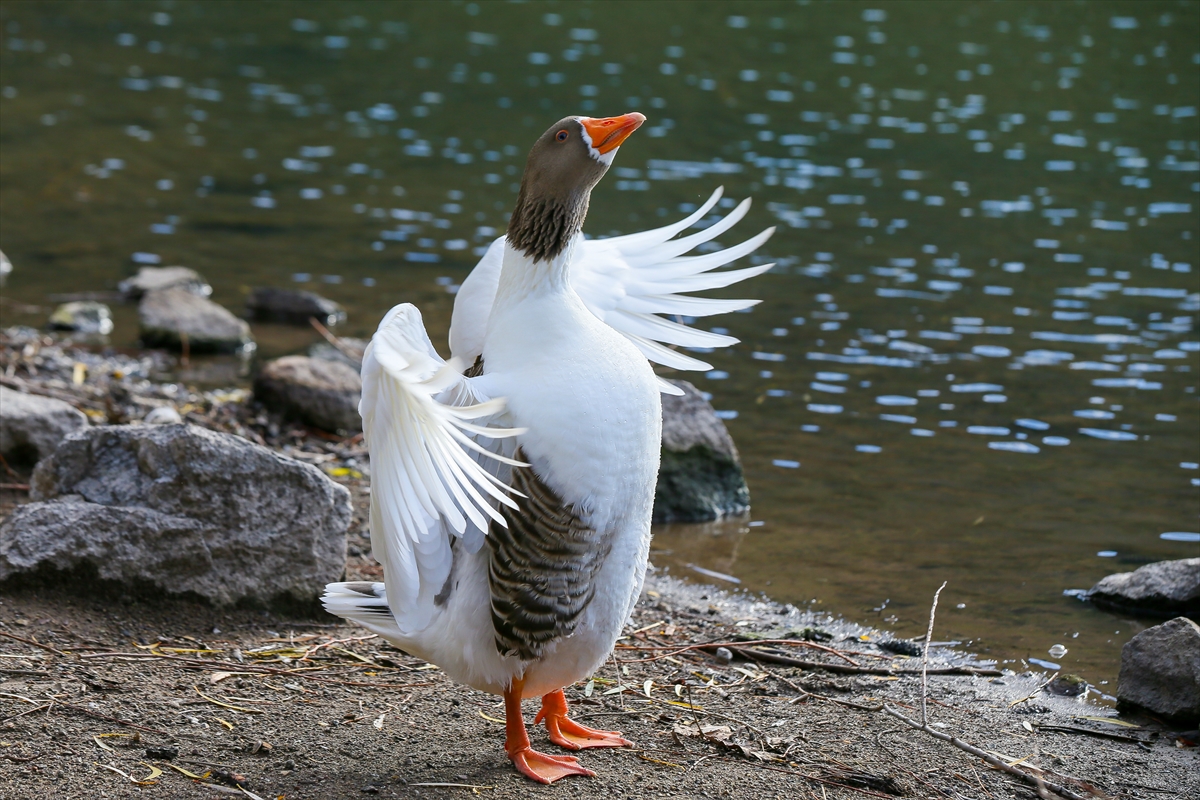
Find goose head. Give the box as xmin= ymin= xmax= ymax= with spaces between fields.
xmin=508 ymin=113 xmax=646 ymax=263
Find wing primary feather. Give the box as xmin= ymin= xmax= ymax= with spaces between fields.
xmin=611 ymin=310 xmax=740 ymax=348
xmin=601 ymin=186 xmax=724 ymax=250
xmin=633 ymin=263 xmax=775 ymax=294
xmin=624 ymin=198 xmax=753 ymax=266
xmin=630 ymin=227 xmax=777 ymax=280
xmin=620 ymin=333 xmax=715 ymax=371
xmin=616 ymin=294 xmax=760 ymax=317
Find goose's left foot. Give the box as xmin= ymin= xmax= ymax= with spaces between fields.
xmin=536 ymin=689 xmax=633 ymax=750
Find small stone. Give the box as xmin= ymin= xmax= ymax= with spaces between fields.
xmin=254 ymin=355 xmax=362 ymax=433
xmin=653 ymin=379 xmax=750 ymax=523
xmin=139 ymin=288 xmax=254 ymax=353
xmin=145 ymin=746 xmax=178 ymax=760
xmin=247 ymin=287 xmax=346 ymax=327
xmin=0 ymin=249 xmax=11 ymax=286
xmin=1088 ymin=558 xmax=1200 ymax=618
xmin=48 ymin=301 xmax=114 ymax=335
xmin=0 ymin=386 xmax=89 ymax=464
xmin=1047 ymin=674 xmax=1088 ymax=697
xmin=878 ymin=638 xmax=922 ymax=657
xmin=119 ymin=266 xmax=211 ymax=299
xmin=1118 ymin=617 xmax=1200 ymax=724
xmin=713 ymin=646 xmax=734 ymax=663
xmin=142 ymin=406 xmax=183 ymax=425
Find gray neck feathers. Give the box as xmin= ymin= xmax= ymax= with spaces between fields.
xmin=507 ymin=186 xmax=589 ymax=264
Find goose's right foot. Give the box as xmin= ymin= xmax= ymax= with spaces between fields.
xmin=504 ymin=678 xmax=596 ymax=783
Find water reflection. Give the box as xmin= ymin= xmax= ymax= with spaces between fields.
xmin=0 ymin=1 xmax=1196 ymax=685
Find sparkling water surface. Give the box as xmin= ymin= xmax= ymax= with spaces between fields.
xmin=1 ymin=1 xmax=1197 ymax=689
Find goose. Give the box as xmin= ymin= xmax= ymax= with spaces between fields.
xmin=322 ymin=112 xmax=774 ymax=783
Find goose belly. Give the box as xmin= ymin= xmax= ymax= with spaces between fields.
xmin=479 ymin=292 xmax=661 ymax=694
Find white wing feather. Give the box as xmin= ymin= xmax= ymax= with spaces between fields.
xmin=362 ymin=303 xmax=524 ymax=633
xmin=448 ymin=187 xmax=772 ymax=396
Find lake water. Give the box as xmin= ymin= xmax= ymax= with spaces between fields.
xmin=1 ymin=1 xmax=1197 ymax=691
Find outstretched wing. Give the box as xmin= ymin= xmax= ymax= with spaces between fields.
xmin=362 ymin=303 xmax=524 ymax=633
xmin=572 ymin=187 xmax=775 ymax=392
xmin=448 ymin=187 xmax=773 ymax=395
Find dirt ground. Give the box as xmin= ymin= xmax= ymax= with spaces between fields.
xmin=1 ymin=330 xmax=1198 ymax=799
xmin=2 ymin=569 xmax=1197 ymax=800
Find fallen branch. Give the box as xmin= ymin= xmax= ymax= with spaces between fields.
xmin=716 ymin=645 xmax=999 ymax=677
xmin=1036 ymin=723 xmax=1152 ymax=745
xmin=52 ymin=701 xmax=171 ymax=736
xmin=309 ymin=317 xmax=363 ymax=365
xmin=922 ymin=581 xmax=947 ymax=727
xmin=618 ymin=638 xmax=861 ymax=666
xmin=79 ymin=651 xmax=433 ymax=689
xmin=0 ymin=630 xmax=71 ymax=658
xmin=883 ymin=705 xmax=1092 ymax=800
xmin=0 ymin=702 xmax=52 ymax=725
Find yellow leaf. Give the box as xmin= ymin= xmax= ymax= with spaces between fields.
xmin=478 ymin=710 xmax=505 ymax=725
xmin=1074 ymin=715 xmax=1141 ymax=729
xmin=665 ymin=700 xmax=703 ymax=710
xmin=163 ymin=763 xmax=210 ymax=780
xmin=216 ymin=717 xmax=235 ymax=730
xmin=137 ymin=763 xmax=164 ymax=781
xmin=194 ymin=685 xmax=263 ymax=714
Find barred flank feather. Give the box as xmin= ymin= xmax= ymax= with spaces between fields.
xmin=487 ymin=449 xmax=612 ymax=660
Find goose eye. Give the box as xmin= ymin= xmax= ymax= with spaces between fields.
xmin=555 ymin=129 xmax=569 ymax=142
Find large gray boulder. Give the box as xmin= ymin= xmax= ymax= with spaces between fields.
xmin=0 ymin=386 xmax=88 ymax=464
xmin=254 ymin=355 xmax=362 ymax=433
xmin=139 ymin=288 xmax=253 ymax=353
xmin=119 ymin=266 xmax=211 ymax=299
xmin=0 ymin=424 xmax=351 ymax=607
xmin=247 ymin=287 xmax=346 ymax=327
xmin=1088 ymin=558 xmax=1200 ymax=618
xmin=652 ymin=379 xmax=750 ymax=523
xmin=1118 ymin=617 xmax=1200 ymax=724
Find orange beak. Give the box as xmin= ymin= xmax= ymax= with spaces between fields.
xmin=581 ymin=112 xmax=647 ymax=155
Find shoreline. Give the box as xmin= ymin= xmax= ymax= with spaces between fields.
xmin=2 ymin=568 xmax=1195 ymax=799
xmin=2 ymin=326 xmax=1198 ymax=797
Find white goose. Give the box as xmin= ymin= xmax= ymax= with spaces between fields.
xmin=323 ymin=112 xmax=773 ymax=783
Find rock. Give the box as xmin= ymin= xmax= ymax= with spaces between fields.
xmin=254 ymin=356 xmax=362 ymax=433
xmin=247 ymin=287 xmax=346 ymax=327
xmin=139 ymin=288 xmax=254 ymax=353
xmin=1118 ymin=617 xmax=1200 ymax=723
xmin=0 ymin=386 xmax=88 ymax=464
xmin=0 ymin=424 xmax=351 ymax=607
xmin=48 ymin=301 xmax=114 ymax=335
xmin=1088 ymin=559 xmax=1200 ymax=618
xmin=142 ymin=406 xmax=183 ymax=425
xmin=652 ymin=379 xmax=749 ymax=523
xmin=0 ymin=249 xmax=12 ymax=287
xmin=119 ymin=266 xmax=211 ymax=299
xmin=308 ymin=338 xmax=367 ymax=372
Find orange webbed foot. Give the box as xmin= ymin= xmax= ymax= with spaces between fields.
xmin=509 ymin=746 xmax=597 ymax=784
xmin=536 ymin=689 xmax=634 ymax=750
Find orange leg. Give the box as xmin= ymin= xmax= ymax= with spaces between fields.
xmin=504 ymin=677 xmax=595 ymax=784
xmin=534 ymin=689 xmax=633 ymax=750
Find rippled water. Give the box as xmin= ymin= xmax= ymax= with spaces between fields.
xmin=1 ymin=1 xmax=1197 ymax=689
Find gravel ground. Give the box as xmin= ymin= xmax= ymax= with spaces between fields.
xmin=1 ymin=329 xmax=1197 ymax=799
xmin=1 ymin=572 xmax=1196 ymax=800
